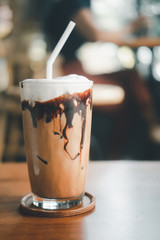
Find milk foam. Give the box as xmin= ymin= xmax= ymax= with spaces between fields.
xmin=20 ymin=74 xmax=93 ymax=102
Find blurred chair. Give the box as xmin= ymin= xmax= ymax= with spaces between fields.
xmin=0 ymin=86 xmax=25 ymax=162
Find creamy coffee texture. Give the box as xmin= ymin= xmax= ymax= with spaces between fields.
xmin=20 ymin=75 xmax=93 ymax=199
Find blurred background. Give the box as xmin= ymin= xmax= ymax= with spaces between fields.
xmin=0 ymin=0 xmax=160 ymax=162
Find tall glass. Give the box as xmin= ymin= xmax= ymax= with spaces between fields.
xmin=19 ymin=75 xmax=93 ymax=210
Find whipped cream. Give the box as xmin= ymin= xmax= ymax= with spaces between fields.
xmin=20 ymin=74 xmax=93 ymax=102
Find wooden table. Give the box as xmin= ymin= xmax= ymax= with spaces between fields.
xmin=118 ymin=36 xmax=160 ymax=48
xmin=1 ymin=161 xmax=160 ymax=240
xmin=93 ymin=84 xmax=125 ymax=108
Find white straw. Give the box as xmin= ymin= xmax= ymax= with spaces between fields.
xmin=46 ymin=21 xmax=76 ymax=79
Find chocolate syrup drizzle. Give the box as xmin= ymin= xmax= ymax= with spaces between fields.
xmin=36 ymin=155 xmax=48 ymax=165
xmin=22 ymin=89 xmax=92 ymax=161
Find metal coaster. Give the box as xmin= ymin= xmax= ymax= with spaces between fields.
xmin=19 ymin=192 xmax=95 ymax=217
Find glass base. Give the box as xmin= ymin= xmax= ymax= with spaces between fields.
xmin=32 ymin=194 xmax=83 ymax=210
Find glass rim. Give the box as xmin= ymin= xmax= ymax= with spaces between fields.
xmin=20 ymin=78 xmax=93 ymax=86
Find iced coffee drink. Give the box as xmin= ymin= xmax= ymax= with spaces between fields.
xmin=20 ymin=74 xmax=93 ymax=210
